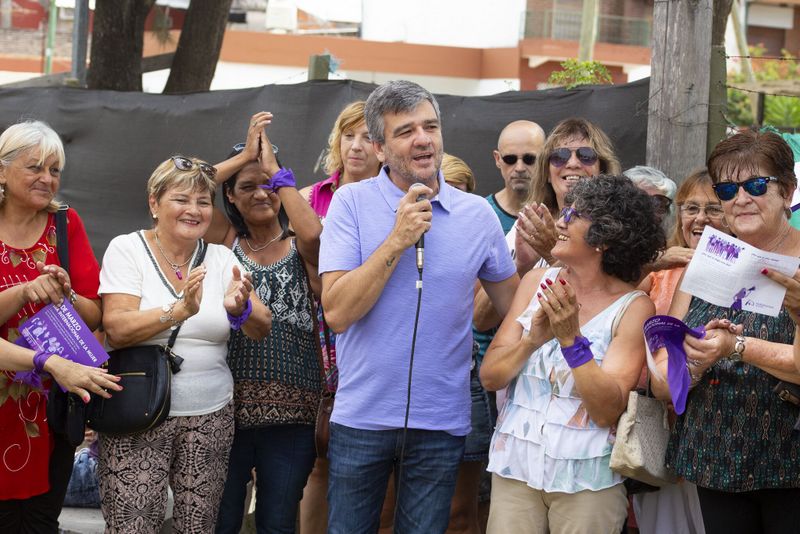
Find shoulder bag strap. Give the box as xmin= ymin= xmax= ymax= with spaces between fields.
xmin=55 ymin=204 xmax=70 ymax=274
xmin=164 ymin=240 xmax=206 ymax=372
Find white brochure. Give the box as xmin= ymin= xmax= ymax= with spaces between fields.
xmin=680 ymin=226 xmax=800 ymax=317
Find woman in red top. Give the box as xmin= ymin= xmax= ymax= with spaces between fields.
xmin=0 ymin=120 xmax=118 ymax=532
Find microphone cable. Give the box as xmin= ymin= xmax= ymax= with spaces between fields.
xmin=392 ymin=261 xmax=424 ymax=528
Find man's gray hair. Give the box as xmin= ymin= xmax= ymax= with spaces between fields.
xmin=364 ymin=80 xmax=441 ymax=144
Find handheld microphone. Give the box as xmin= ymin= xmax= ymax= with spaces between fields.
xmin=410 ymin=183 xmax=427 ymax=273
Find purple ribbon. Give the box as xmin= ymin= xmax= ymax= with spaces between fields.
xmin=12 ymin=370 xmax=45 ymax=390
xmin=643 ymin=315 xmax=706 ymax=415
xmin=258 ymin=168 xmax=296 ymax=192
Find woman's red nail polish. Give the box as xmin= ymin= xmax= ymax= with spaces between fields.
xmin=83 ymin=395 xmax=90 ymax=404
xmin=537 ymin=292 xmax=543 ymax=299
xmin=559 ymin=278 xmax=567 ymax=285
xmin=761 ymin=268 xmax=769 ymax=275
xmin=545 ymin=278 xmax=553 ymax=285
xmin=540 ymin=283 xmax=547 ymax=290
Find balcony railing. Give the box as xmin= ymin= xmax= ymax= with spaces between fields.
xmin=525 ymin=10 xmax=652 ymax=47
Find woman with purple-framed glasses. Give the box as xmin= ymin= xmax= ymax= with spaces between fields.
xmin=480 ymin=175 xmax=663 ymax=533
xmin=98 ymin=154 xmax=271 ymax=533
xmin=649 ymin=130 xmax=800 ymax=534
xmin=205 ymin=112 xmax=325 ymax=534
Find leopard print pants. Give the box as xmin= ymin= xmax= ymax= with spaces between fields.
xmin=98 ymin=403 xmax=234 ymax=533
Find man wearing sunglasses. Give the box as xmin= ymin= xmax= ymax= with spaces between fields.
xmin=488 ymin=121 xmax=546 ymax=234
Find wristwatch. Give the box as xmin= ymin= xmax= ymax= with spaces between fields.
xmin=728 ymin=335 xmax=746 ymax=362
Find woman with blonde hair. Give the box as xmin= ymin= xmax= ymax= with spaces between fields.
xmin=98 ymin=154 xmax=270 ymax=533
xmin=0 ymin=120 xmax=121 ymax=532
xmin=441 ymin=153 xmax=476 ymax=193
xmin=299 ymin=101 xmax=381 ymax=534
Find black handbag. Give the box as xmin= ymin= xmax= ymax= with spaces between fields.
xmin=86 ymin=332 xmax=184 ymax=436
xmin=86 ymin=241 xmax=206 ymax=436
xmin=46 ymin=204 xmax=89 ymax=448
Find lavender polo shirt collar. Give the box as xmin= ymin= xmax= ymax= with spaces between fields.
xmin=376 ymin=166 xmax=452 ymax=214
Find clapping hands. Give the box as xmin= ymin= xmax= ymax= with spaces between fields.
xmin=224 ymin=265 xmax=253 ymax=317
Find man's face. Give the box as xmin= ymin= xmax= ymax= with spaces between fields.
xmin=493 ymin=127 xmax=545 ymax=196
xmin=374 ymin=101 xmax=444 ymax=188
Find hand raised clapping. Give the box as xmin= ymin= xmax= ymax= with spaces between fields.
xmin=224 ymin=265 xmax=253 ymax=317
xmin=536 ymin=277 xmax=581 ymax=346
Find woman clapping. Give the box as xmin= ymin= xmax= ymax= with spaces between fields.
xmin=481 ymin=175 xmax=663 ymax=533
xmin=98 ymin=154 xmax=270 ymax=533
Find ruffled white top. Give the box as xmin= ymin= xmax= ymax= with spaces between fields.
xmin=487 ymin=267 xmax=642 ymax=493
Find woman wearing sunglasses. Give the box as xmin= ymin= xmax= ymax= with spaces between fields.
xmin=205 ymin=113 xmax=325 ymax=534
xmin=513 ymin=118 xmax=620 ymax=272
xmin=649 ymin=131 xmax=800 ymax=534
xmin=481 ymin=175 xmax=663 ymax=533
xmin=98 ymin=155 xmax=271 ymax=533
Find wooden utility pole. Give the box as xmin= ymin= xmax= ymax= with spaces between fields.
xmin=578 ymin=0 xmax=598 ymax=61
xmin=646 ymin=0 xmax=714 ymax=184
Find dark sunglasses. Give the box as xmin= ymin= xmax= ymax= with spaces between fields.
xmin=549 ymin=147 xmax=599 ymax=168
xmin=559 ymin=206 xmax=589 ymax=224
xmin=712 ymin=176 xmax=778 ymax=202
xmin=233 ymin=142 xmax=279 ymax=155
xmin=171 ymin=156 xmax=216 ymax=178
xmin=500 ymin=153 xmax=536 ymax=166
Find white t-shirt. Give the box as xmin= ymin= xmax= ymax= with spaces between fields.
xmin=99 ymin=231 xmax=240 ymax=416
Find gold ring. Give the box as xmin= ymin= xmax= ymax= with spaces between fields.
xmin=251 ymin=122 xmax=257 ymax=127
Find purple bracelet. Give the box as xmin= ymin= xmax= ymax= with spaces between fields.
xmin=261 ymin=168 xmax=296 ymax=192
xmin=560 ymin=335 xmax=594 ymax=369
xmin=227 ymin=299 xmax=253 ymax=331
xmin=33 ymin=349 xmax=53 ymax=374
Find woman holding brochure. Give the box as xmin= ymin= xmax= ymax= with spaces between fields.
xmin=650 ymin=130 xmax=800 ymax=534
xmin=0 ymin=120 xmax=114 ymax=531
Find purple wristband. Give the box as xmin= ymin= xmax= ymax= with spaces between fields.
xmin=560 ymin=335 xmax=594 ymax=369
xmin=263 ymin=168 xmax=296 ymax=191
xmin=33 ymin=350 xmax=53 ymax=374
xmin=227 ymin=299 xmax=253 ymax=331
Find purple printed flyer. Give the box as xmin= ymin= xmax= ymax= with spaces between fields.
xmin=14 ymin=301 xmax=109 ymax=391
xmin=680 ymin=226 xmax=800 ymax=317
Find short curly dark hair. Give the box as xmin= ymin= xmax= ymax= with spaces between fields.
xmin=565 ymin=175 xmax=665 ymax=283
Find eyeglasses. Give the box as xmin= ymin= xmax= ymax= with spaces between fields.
xmin=548 ymin=147 xmax=599 ymax=168
xmin=233 ymin=142 xmax=279 ymax=155
xmin=712 ymin=176 xmax=778 ymax=202
xmin=500 ymin=153 xmax=536 ymax=166
xmin=559 ymin=206 xmax=589 ymax=224
xmin=171 ymin=156 xmax=216 ymax=178
xmin=679 ymin=203 xmax=725 ymax=219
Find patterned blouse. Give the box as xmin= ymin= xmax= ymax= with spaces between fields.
xmin=667 ymin=296 xmax=800 ymax=491
xmin=227 ymin=239 xmax=322 ymax=428
xmin=487 ymin=267 xmax=644 ymax=493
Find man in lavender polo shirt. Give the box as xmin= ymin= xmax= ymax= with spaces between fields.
xmin=319 ymin=80 xmax=518 ymax=534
